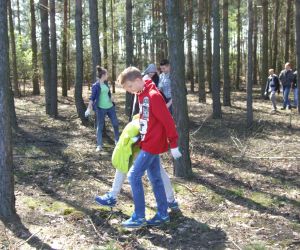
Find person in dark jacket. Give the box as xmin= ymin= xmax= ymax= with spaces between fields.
xmin=264 ymin=69 xmax=280 ymax=112
xmin=85 ymin=66 xmax=119 ymax=152
xmin=279 ymin=62 xmax=294 ymax=110
xmin=292 ymin=71 xmax=298 ymax=108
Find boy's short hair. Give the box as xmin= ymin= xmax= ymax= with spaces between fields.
xmin=117 ymin=67 xmax=142 ymax=85
xmin=160 ymin=59 xmax=170 ymax=66
xmin=269 ymin=68 xmax=274 ymax=74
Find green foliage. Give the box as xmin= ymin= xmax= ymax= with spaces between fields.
xmin=16 ymin=34 xmax=33 ymax=80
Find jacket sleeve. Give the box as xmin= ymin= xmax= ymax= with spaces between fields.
xmin=265 ymin=79 xmax=269 ymax=93
xmin=89 ymin=84 xmax=97 ymax=102
xmin=151 ymin=92 xmax=178 ymax=149
xmin=279 ymin=71 xmax=283 ymax=82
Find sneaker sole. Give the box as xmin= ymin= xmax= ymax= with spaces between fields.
xmin=95 ymin=200 xmax=116 ymax=208
xmin=147 ymin=220 xmax=170 ymax=227
xmin=122 ymin=223 xmax=147 ymax=229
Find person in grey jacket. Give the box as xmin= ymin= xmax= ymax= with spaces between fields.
xmin=293 ymin=71 xmax=298 ymax=108
xmin=264 ymin=69 xmax=280 ymax=112
xmin=279 ymin=62 xmax=294 ymax=110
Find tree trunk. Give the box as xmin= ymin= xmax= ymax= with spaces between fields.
xmin=290 ymin=2 xmax=296 ymax=67
xmin=223 ymin=0 xmax=231 ymax=106
xmin=272 ymin=0 xmax=280 ymax=71
xmin=296 ymin=0 xmax=300 ymax=113
xmin=30 ymin=0 xmax=40 ymax=95
xmin=67 ymin=0 xmax=71 ymax=90
xmin=50 ymin=0 xmax=57 ymax=117
xmin=8 ymin=0 xmax=20 ymax=97
xmin=261 ymin=0 xmax=269 ymax=96
xmin=75 ymin=0 xmax=87 ymax=125
xmin=206 ymin=0 xmax=212 ymax=93
xmin=162 ymin=0 xmax=168 ymax=59
xmin=247 ymin=0 xmax=254 ymax=127
xmin=0 ymin=0 xmax=16 ymax=221
xmin=125 ymin=0 xmax=134 ymax=119
xmin=285 ymin=0 xmax=292 ymax=63
xmin=39 ymin=0 xmax=52 ymax=115
xmin=16 ymin=0 xmax=21 ymax=35
xmin=150 ymin=0 xmax=155 ymax=63
xmin=61 ymin=0 xmax=68 ymax=97
xmin=212 ymin=0 xmax=222 ymax=119
xmin=253 ymin=4 xmax=258 ymax=85
xmin=167 ymin=0 xmax=192 ymax=178
xmin=236 ymin=0 xmax=241 ymax=90
xmin=197 ymin=0 xmax=206 ymax=103
xmin=103 ymin=0 xmax=108 ymax=69
xmin=110 ymin=0 xmax=116 ymax=92
xmin=88 ymin=0 xmax=101 ymax=82
xmin=187 ymin=0 xmax=194 ymax=92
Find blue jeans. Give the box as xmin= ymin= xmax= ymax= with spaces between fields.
xmin=96 ymin=106 xmax=119 ymax=146
xmin=282 ymin=86 xmax=291 ymax=108
xmin=127 ymin=150 xmax=168 ymax=219
xmin=293 ymin=88 xmax=298 ymax=107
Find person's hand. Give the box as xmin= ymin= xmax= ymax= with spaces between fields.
xmin=264 ymin=91 xmax=267 ymax=96
xmin=131 ymin=136 xmax=140 ymax=143
xmin=171 ymin=147 xmax=182 ymax=160
xmin=85 ymin=108 xmax=91 ymax=117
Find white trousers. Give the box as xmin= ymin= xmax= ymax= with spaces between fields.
xmin=110 ymin=165 xmax=175 ymax=203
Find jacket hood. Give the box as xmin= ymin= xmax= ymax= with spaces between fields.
xmin=139 ymin=80 xmax=156 ymax=97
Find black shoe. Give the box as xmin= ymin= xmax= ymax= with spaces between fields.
xmin=288 ymin=106 xmax=292 ymax=110
xmin=280 ymin=107 xmax=286 ymax=110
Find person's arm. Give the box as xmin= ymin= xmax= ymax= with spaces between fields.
xmin=264 ymin=78 xmax=269 ymax=95
xmin=85 ymin=85 xmax=96 ymax=116
xmin=166 ymin=99 xmax=172 ymax=108
xmin=151 ymin=93 xmax=181 ymax=159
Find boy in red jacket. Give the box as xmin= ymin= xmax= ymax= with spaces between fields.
xmin=118 ymin=67 xmax=182 ymax=228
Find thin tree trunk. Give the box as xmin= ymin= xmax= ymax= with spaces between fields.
xmin=30 ymin=0 xmax=40 ymax=95
xmin=88 ymin=0 xmax=101 ymax=82
xmin=0 ymin=0 xmax=16 ymax=221
xmin=261 ymin=0 xmax=269 ymax=96
xmin=247 ymin=0 xmax=254 ymax=127
xmin=272 ymin=0 xmax=280 ymax=71
xmin=150 ymin=0 xmax=155 ymax=63
xmin=67 ymin=0 xmax=71 ymax=90
xmin=50 ymin=0 xmax=57 ymax=117
xmin=236 ymin=0 xmax=241 ymax=90
xmin=125 ymin=0 xmax=134 ymax=119
xmin=16 ymin=0 xmax=21 ymax=35
xmin=212 ymin=0 xmax=222 ymax=119
xmin=253 ymin=3 xmax=258 ymax=85
xmin=167 ymin=0 xmax=192 ymax=178
xmin=290 ymin=1 xmax=295 ymax=67
xmin=296 ymin=0 xmax=300 ymax=113
xmin=103 ymin=0 xmax=108 ymax=69
xmin=162 ymin=0 xmax=168 ymax=59
xmin=75 ymin=0 xmax=87 ymax=125
xmin=197 ymin=0 xmax=206 ymax=103
xmin=40 ymin=0 xmax=52 ymax=114
xmin=110 ymin=0 xmax=116 ymax=93
xmin=187 ymin=0 xmax=194 ymax=92
xmin=285 ymin=0 xmax=292 ymax=63
xmin=8 ymin=0 xmax=20 ymax=97
xmin=223 ymin=0 xmax=231 ymax=106
xmin=61 ymin=0 xmax=68 ymax=97
xmin=206 ymin=0 xmax=212 ymax=93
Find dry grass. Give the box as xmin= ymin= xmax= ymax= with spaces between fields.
xmin=0 ymin=84 xmax=299 ymax=249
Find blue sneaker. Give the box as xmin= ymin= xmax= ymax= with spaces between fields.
xmin=168 ymin=200 xmax=180 ymax=211
xmin=147 ymin=213 xmax=170 ymax=227
xmin=95 ymin=193 xmax=116 ymax=207
xmin=122 ymin=213 xmax=147 ymax=228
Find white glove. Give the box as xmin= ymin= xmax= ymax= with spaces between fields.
xmin=264 ymin=91 xmax=267 ymax=96
xmin=85 ymin=108 xmax=91 ymax=117
xmin=171 ymin=147 xmax=182 ymax=160
xmin=131 ymin=136 xmax=140 ymax=143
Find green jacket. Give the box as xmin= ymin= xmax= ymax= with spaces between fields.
xmin=111 ymin=119 xmax=140 ymax=173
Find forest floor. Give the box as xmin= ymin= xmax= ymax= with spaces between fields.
xmin=0 ymin=84 xmax=300 ymax=250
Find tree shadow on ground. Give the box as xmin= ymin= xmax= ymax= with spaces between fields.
xmin=2 ymin=215 xmax=54 ymax=249
xmin=90 ymin=210 xmax=227 ymax=250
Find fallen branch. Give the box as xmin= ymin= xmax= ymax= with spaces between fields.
xmin=175 ymin=182 xmax=197 ymax=197
xmin=233 ymin=155 xmax=300 ymax=160
xmin=15 ymin=229 xmax=42 ymax=248
xmin=88 ymin=216 xmax=102 ymax=239
xmin=190 ymin=114 xmax=210 ymax=136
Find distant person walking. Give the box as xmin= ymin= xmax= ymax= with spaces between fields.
xmin=279 ymin=62 xmax=294 ymax=110
xmin=85 ymin=66 xmax=119 ymax=152
xmin=158 ymin=59 xmax=173 ymax=114
xmin=143 ymin=63 xmax=160 ymax=87
xmin=264 ymin=69 xmax=280 ymax=112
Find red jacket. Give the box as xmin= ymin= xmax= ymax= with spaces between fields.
xmin=138 ymin=80 xmax=178 ymax=154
